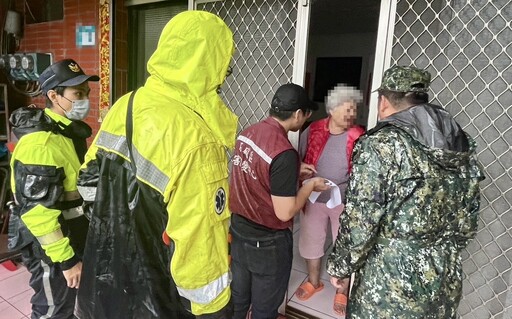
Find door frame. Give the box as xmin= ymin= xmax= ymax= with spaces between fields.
xmin=367 ymin=0 xmax=398 ymax=129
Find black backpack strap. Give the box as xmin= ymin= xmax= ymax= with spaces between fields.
xmin=126 ymin=89 xmax=138 ymax=174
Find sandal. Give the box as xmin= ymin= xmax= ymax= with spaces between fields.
xmin=295 ymin=281 xmax=324 ymax=301
xmin=333 ymin=292 xmax=348 ymax=316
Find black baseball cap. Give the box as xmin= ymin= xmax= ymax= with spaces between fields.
xmin=271 ymin=83 xmax=318 ymax=112
xmin=39 ymin=59 xmax=99 ymax=94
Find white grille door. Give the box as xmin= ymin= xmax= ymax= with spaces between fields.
xmin=376 ymin=1 xmax=512 ymax=318
xmin=190 ymin=0 xmax=309 ymax=135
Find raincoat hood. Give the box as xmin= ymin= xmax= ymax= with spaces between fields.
xmin=378 ymin=103 xmax=475 ymax=169
xmin=145 ymin=10 xmax=237 ymax=149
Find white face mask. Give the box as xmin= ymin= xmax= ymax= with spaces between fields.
xmin=60 ymin=97 xmax=91 ymax=120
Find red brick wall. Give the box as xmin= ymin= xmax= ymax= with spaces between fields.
xmin=16 ymin=0 xmax=101 ymax=135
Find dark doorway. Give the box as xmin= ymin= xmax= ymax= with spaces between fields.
xmin=313 ymin=57 xmax=363 ymax=102
xmin=286 ymin=1 xmax=381 ymax=318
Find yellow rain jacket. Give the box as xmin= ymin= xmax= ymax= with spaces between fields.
xmin=75 ymin=11 xmax=237 ymax=318
xmin=9 ymin=107 xmax=89 ymax=269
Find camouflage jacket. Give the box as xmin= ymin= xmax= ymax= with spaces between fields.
xmin=327 ymin=103 xmax=484 ymax=319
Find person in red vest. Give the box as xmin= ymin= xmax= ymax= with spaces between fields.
xmin=295 ymin=83 xmax=365 ymax=316
xmin=229 ymin=83 xmax=331 ymax=319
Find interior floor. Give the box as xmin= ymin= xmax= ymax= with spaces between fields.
xmin=286 ymin=216 xmax=343 ymax=319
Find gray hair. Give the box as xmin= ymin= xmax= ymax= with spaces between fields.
xmin=325 ymin=83 xmax=363 ymax=114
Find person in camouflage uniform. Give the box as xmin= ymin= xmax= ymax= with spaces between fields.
xmin=326 ymin=65 xmax=485 ymax=319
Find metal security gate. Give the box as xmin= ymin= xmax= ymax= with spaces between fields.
xmin=190 ymin=0 xmax=310 ymax=137
xmin=372 ymin=1 xmax=512 ymax=318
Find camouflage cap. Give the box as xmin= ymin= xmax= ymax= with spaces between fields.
xmin=378 ymin=65 xmax=431 ymax=93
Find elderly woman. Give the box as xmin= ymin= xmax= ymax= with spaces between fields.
xmin=295 ymin=83 xmax=365 ymax=317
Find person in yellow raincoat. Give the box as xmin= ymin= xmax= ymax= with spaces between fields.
xmin=75 ymin=11 xmax=237 ymax=319
xmin=9 ymin=59 xmax=99 ymax=318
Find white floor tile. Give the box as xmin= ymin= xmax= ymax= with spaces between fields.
xmin=0 ymin=269 xmax=31 ymax=300
xmin=7 ymin=289 xmax=32 ymax=316
xmin=288 ymin=256 xmax=344 ymax=318
xmin=288 ymin=213 xmax=348 ymax=318
xmin=287 ymin=299 xmax=338 ymax=319
xmin=0 ymin=299 xmax=25 ymax=319
xmin=288 ymin=278 xmax=344 ymax=319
